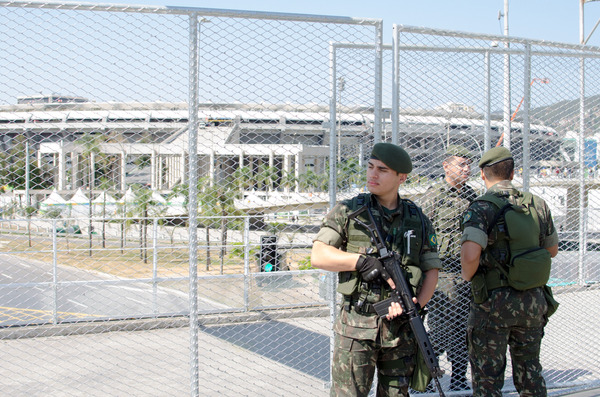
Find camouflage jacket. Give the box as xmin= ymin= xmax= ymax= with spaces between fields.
xmin=314 ymin=193 xmax=441 ymax=344
xmin=422 ymin=180 xmax=478 ymax=267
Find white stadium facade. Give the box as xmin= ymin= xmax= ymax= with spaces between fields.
xmin=0 ymin=95 xmax=563 ymax=212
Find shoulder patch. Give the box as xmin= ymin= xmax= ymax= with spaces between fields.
xmin=429 ymin=233 xmax=438 ymax=247
xmin=463 ymin=211 xmax=472 ymax=223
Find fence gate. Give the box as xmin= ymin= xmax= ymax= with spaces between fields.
xmin=391 ymin=25 xmax=600 ymax=394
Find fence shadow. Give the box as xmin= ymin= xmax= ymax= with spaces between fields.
xmin=544 ymin=368 xmax=594 ymax=384
xmin=200 ymin=320 xmax=330 ymax=381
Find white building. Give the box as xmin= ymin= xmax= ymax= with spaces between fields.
xmin=0 ymin=99 xmax=562 ymax=196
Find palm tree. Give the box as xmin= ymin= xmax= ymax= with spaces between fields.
xmin=337 ymin=157 xmax=366 ymax=191
xmin=0 ymin=134 xmax=52 ymax=191
xmin=125 ymin=184 xmax=159 ymax=263
xmin=232 ymin=166 xmax=254 ymax=193
xmin=256 ymin=163 xmax=279 ymax=194
xmin=199 ymin=178 xmax=243 ymax=273
xmin=96 ymin=177 xmax=117 ymax=249
xmin=299 ymin=169 xmax=328 ymax=193
xmin=279 ymin=169 xmax=298 ymax=193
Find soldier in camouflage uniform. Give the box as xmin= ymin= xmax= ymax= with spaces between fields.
xmin=422 ymin=145 xmax=478 ymax=391
xmin=460 ymin=147 xmax=559 ymax=397
xmin=311 ymin=143 xmax=441 ymax=397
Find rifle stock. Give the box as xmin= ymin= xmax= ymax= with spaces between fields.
xmin=349 ymin=205 xmax=446 ymax=396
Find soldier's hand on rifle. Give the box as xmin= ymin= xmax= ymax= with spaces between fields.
xmin=355 ymin=255 xmax=391 ymax=283
xmin=385 ymin=297 xmax=419 ymax=320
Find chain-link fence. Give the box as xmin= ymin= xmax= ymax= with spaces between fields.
xmin=1 ymin=1 xmax=599 ymax=395
xmin=387 ymin=25 xmax=600 ymax=394
xmin=0 ymin=2 xmax=380 ymax=395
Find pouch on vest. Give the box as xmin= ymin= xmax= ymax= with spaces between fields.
xmin=543 ymin=284 xmax=560 ymax=318
xmin=470 ymin=273 xmax=489 ymax=304
xmin=508 ymin=247 xmax=552 ymax=290
xmin=409 ymin=347 xmax=432 ymax=392
xmin=480 ymin=192 xmax=552 ymax=291
xmin=405 ymin=264 xmax=424 ymax=296
xmin=337 ymin=271 xmax=359 ymax=296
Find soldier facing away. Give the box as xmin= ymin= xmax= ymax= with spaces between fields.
xmin=460 ymin=147 xmax=559 ymax=396
xmin=311 ymin=142 xmax=441 ymax=396
xmin=421 ymin=145 xmax=478 ymax=391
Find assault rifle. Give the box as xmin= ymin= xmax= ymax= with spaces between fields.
xmin=349 ymin=205 xmax=446 ymax=397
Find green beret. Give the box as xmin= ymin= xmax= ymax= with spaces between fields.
xmin=478 ymin=146 xmax=513 ymax=168
xmin=370 ymin=142 xmax=412 ymax=173
xmin=445 ymin=144 xmax=473 ymax=161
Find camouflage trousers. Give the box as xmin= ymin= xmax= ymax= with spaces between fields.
xmin=427 ymin=272 xmax=471 ymax=390
xmin=467 ymin=286 xmax=548 ymax=397
xmin=331 ymin=321 xmax=417 ymax=397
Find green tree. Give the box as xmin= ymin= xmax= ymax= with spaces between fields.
xmin=125 ymin=184 xmax=159 ymax=263
xmin=256 ymin=163 xmax=279 ymax=193
xmin=0 ymin=134 xmax=52 ymax=190
xmin=232 ymin=166 xmax=253 ymax=193
xmin=173 ymin=175 xmax=244 ymax=273
xmin=199 ymin=178 xmax=244 ymax=273
xmin=299 ymin=169 xmax=328 ymax=192
xmin=279 ymin=169 xmax=298 ymax=193
xmin=96 ymin=177 xmax=117 ymax=249
xmin=337 ymin=157 xmax=366 ymax=191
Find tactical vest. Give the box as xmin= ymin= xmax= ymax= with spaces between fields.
xmin=337 ymin=193 xmax=426 ymax=302
xmin=430 ymin=184 xmax=476 ymax=259
xmin=472 ymin=191 xmax=551 ymax=299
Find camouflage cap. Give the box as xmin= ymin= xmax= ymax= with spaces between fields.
xmin=445 ymin=144 xmax=473 ymax=161
xmin=478 ymin=146 xmax=513 ymax=168
xmin=370 ymin=142 xmax=412 ymax=173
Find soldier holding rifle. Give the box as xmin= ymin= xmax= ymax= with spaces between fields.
xmin=311 ymin=143 xmax=442 ymax=396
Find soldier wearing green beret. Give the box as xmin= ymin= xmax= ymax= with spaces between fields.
xmin=460 ymin=146 xmax=559 ymax=396
xmin=421 ymin=144 xmax=478 ymax=391
xmin=311 ymin=142 xmax=441 ymax=396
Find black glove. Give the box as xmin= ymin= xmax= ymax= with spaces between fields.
xmin=355 ymin=255 xmax=390 ymax=282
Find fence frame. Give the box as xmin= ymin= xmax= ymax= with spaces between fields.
xmin=2 ymin=1 xmax=600 ymax=395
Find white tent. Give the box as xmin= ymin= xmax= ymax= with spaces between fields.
xmin=151 ymin=191 xmax=167 ymax=204
xmin=164 ymin=194 xmax=186 ymax=216
xmin=92 ymin=191 xmax=117 ymax=217
xmin=119 ymin=187 xmax=137 ymax=204
xmin=148 ymin=191 xmax=167 ymax=216
xmin=65 ymin=188 xmax=92 ymax=218
xmin=39 ymin=190 xmax=68 ymax=216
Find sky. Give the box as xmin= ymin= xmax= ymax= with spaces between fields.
xmin=85 ymin=0 xmax=600 ymax=47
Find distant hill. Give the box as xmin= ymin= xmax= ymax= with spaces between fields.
xmin=524 ymin=94 xmax=600 ymax=136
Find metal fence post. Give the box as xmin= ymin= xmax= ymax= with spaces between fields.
xmin=579 ymin=56 xmax=588 ymax=286
xmin=373 ymin=20 xmax=383 ymax=143
xmin=392 ymin=25 xmax=400 ymax=145
xmin=187 ymin=11 xmax=200 ymax=397
xmin=484 ymin=50 xmax=492 ymax=152
xmin=329 ymin=41 xmax=338 ymax=211
xmin=522 ymin=44 xmax=532 ymax=191
xmin=152 ymin=217 xmax=159 ymax=315
xmin=52 ymin=218 xmax=58 ymax=325
xmin=243 ymin=216 xmax=250 ymax=312
xmin=503 ymin=30 xmax=512 ymax=150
